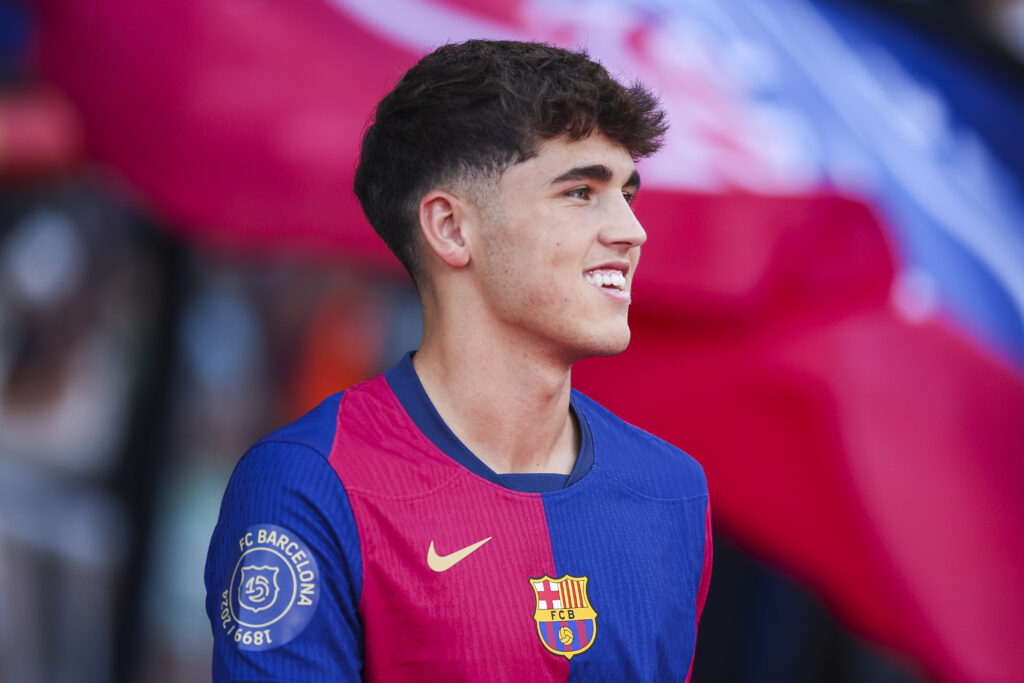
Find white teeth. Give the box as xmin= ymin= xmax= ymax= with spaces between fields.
xmin=585 ymin=269 xmax=627 ymax=290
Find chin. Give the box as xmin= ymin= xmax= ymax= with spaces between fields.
xmin=580 ymin=326 xmax=632 ymax=359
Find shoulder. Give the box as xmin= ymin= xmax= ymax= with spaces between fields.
xmin=213 ymin=392 xmax=357 ymax=544
xmin=572 ymin=389 xmax=707 ymax=501
xmin=251 ymin=391 xmax=346 ymax=458
xmin=217 ymin=392 xmax=347 ymax=508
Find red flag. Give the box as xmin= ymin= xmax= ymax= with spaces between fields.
xmin=577 ymin=190 xmax=1024 ymax=680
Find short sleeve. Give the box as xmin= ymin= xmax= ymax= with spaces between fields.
xmin=205 ymin=440 xmax=363 ymax=682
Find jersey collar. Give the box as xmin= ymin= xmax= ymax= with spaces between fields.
xmin=384 ymin=352 xmax=594 ymax=493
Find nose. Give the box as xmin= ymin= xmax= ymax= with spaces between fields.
xmin=599 ymin=196 xmax=647 ymax=249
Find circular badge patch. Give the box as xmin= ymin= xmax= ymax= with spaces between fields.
xmin=218 ymin=524 xmax=320 ymax=650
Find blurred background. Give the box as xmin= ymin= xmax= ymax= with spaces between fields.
xmin=0 ymin=0 xmax=1022 ymax=681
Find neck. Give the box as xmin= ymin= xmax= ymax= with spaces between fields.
xmin=412 ymin=314 xmax=579 ymax=476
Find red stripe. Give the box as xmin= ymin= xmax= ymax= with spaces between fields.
xmin=576 ymin=619 xmax=589 ymax=648
xmin=686 ymin=501 xmax=714 ymax=683
xmin=332 ymin=376 xmax=566 ymax=680
xmin=544 ymin=621 xmax=558 ymax=650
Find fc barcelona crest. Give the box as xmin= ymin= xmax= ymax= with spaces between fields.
xmin=530 ymin=574 xmax=597 ymax=659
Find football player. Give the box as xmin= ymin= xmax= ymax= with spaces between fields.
xmin=206 ymin=39 xmax=711 ymax=681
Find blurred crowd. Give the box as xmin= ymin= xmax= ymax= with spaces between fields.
xmin=0 ymin=8 xmax=424 ymax=681
xmin=0 ymin=139 xmax=424 ymax=683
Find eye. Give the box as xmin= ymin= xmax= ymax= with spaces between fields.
xmin=565 ymin=186 xmax=591 ymax=201
xmin=622 ymin=190 xmax=636 ymax=204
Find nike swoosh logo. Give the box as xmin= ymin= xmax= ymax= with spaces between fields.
xmin=427 ymin=537 xmax=492 ymax=572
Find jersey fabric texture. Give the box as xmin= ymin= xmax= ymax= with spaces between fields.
xmin=206 ymin=353 xmax=712 ymax=682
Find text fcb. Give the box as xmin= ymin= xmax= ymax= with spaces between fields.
xmin=530 ymin=575 xmax=597 ymax=659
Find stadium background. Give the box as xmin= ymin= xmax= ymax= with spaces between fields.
xmin=0 ymin=0 xmax=1022 ymax=681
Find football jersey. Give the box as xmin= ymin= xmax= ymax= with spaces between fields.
xmin=205 ymin=353 xmax=712 ymax=681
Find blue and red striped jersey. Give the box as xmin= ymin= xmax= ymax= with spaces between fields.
xmin=205 ymin=354 xmax=711 ymax=681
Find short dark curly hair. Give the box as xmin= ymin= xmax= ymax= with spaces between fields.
xmin=353 ymin=40 xmax=668 ymax=284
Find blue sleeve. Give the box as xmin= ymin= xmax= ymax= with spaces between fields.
xmin=205 ymin=440 xmax=363 ymax=682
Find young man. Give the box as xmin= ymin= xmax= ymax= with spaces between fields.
xmin=206 ymin=40 xmax=711 ymax=681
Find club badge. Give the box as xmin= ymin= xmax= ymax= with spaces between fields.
xmin=530 ymin=574 xmax=597 ymax=659
xmin=218 ymin=524 xmax=320 ymax=650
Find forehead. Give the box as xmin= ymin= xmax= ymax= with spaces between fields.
xmin=501 ymin=134 xmax=637 ymax=187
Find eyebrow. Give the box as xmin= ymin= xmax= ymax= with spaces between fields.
xmin=551 ymin=165 xmax=641 ymax=190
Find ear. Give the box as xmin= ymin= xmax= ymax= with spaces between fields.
xmin=419 ymin=190 xmax=471 ymax=268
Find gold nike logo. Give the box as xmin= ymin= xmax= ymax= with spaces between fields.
xmin=427 ymin=537 xmax=492 ymax=572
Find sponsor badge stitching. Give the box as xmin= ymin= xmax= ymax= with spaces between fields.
xmin=530 ymin=574 xmax=597 ymax=659
xmin=219 ymin=524 xmax=319 ymax=650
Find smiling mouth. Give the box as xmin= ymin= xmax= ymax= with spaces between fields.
xmin=583 ymin=268 xmax=627 ymax=291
